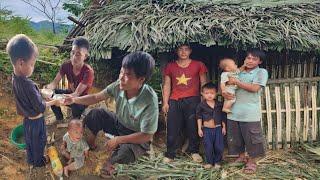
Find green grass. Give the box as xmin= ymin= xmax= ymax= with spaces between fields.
xmin=0 ymin=9 xmax=67 ymax=83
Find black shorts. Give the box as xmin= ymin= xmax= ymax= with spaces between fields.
xmin=227 ymin=120 xmax=266 ymax=158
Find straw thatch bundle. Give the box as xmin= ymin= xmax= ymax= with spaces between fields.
xmin=114 ymin=143 xmax=320 ymax=179
xmin=82 ymin=0 xmax=320 ymax=59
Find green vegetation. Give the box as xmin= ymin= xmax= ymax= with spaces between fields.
xmin=63 ymin=0 xmax=92 ymax=17
xmin=0 ymin=8 xmax=67 ymax=85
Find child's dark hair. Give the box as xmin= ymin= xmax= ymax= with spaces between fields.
xmin=202 ymin=82 xmax=218 ymax=91
xmin=246 ymin=49 xmax=266 ymax=62
xmin=6 ymin=34 xmax=38 ymax=65
xmin=122 ymin=51 xmax=155 ymax=81
xmin=219 ymin=57 xmax=236 ymax=70
xmin=72 ymin=36 xmax=90 ymax=50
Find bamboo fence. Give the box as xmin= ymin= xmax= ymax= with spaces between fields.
xmin=259 ymin=56 xmax=320 ymax=149
xmin=261 ymin=78 xmax=320 ymax=150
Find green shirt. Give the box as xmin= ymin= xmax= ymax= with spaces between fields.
xmin=102 ymin=80 xmax=159 ymax=134
xmin=228 ymin=67 xmax=268 ymax=122
xmin=63 ymin=132 xmax=89 ymax=158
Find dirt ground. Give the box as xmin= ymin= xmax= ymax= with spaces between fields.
xmin=0 ymin=73 xmax=112 ymax=180
xmin=0 ymin=74 xmax=166 ymax=180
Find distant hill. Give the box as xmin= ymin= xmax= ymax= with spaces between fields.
xmin=30 ymin=20 xmax=73 ymax=33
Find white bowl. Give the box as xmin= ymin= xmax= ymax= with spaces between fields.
xmin=52 ymin=94 xmax=65 ymax=100
xmin=40 ymin=89 xmax=53 ymax=99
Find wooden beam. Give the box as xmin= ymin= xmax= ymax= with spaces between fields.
xmin=268 ymin=77 xmax=320 ymax=84
xmin=67 ymin=16 xmax=85 ymax=27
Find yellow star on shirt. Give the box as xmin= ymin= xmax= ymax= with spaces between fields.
xmin=176 ymin=73 xmax=191 ymax=85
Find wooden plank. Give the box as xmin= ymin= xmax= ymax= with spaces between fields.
xmin=267 ymin=77 xmax=320 ymax=84
xmin=311 ymin=84 xmax=317 ymax=140
xmin=284 ymin=86 xmax=291 ymax=147
xmin=275 ymin=86 xmax=282 ymax=149
xmin=295 ymin=85 xmax=301 ymax=142
xmin=265 ymin=86 xmax=272 ymax=149
xmin=261 ymin=107 xmax=320 ymax=113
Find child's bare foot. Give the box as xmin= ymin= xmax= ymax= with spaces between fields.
xmin=64 ymin=167 xmax=69 ymax=177
xmin=203 ymin=164 xmax=212 ymax=169
xmin=222 ymin=108 xmax=232 ymax=113
xmin=214 ymin=164 xmax=221 ymax=169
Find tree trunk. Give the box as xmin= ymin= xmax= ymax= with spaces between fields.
xmin=52 ymin=20 xmax=56 ymax=34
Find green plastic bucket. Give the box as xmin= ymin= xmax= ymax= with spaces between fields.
xmin=10 ymin=124 xmax=26 ymax=149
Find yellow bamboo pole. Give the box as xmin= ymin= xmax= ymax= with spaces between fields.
xmin=275 ymin=86 xmax=282 ymax=149
xmin=295 ymin=85 xmax=301 ymax=142
xmin=265 ymin=86 xmax=272 ymax=149
xmin=284 ymin=86 xmax=291 ymax=147
xmin=311 ymin=84 xmax=317 ymax=140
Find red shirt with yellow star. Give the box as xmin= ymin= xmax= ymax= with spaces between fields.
xmin=164 ymin=60 xmax=207 ymax=100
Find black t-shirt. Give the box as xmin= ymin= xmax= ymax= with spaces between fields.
xmin=196 ymin=101 xmax=226 ymax=125
xmin=12 ymin=74 xmax=46 ymax=117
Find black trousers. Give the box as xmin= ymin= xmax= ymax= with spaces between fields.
xmin=165 ymin=96 xmax=200 ymax=159
xmin=51 ymin=89 xmax=86 ymax=120
xmin=24 ymin=116 xmax=46 ymax=167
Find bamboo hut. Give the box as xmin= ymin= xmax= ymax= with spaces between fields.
xmin=62 ymin=0 xmax=320 ymax=149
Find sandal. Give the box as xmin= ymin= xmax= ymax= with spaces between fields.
xmin=243 ymin=162 xmax=257 ymax=174
xmin=100 ymin=162 xmax=115 ymax=179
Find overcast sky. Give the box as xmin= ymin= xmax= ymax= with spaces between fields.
xmin=1 ymin=0 xmax=71 ymax=23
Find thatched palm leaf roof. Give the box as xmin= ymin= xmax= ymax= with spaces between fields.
xmin=82 ymin=0 xmax=320 ymax=58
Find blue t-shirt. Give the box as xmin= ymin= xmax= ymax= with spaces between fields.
xmin=228 ymin=67 xmax=268 ymax=122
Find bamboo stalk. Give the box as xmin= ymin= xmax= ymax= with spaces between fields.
xmin=284 ymin=86 xmax=291 ymax=148
xmin=295 ymin=85 xmax=301 ymax=142
xmin=265 ymin=86 xmax=272 ymax=149
xmin=275 ymin=86 xmax=282 ymax=149
xmin=303 ymin=84 xmax=308 ymax=142
xmin=311 ymin=84 xmax=317 ymax=141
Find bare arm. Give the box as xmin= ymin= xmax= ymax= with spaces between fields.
xmin=197 ymin=119 xmax=202 ymax=130
xmin=237 ymin=81 xmax=261 ymax=92
xmin=106 ymin=132 xmax=153 ymax=151
xmin=229 ymin=77 xmax=261 ymax=92
xmin=162 ymin=75 xmax=171 ymax=113
xmin=162 ymin=75 xmax=171 ymax=105
xmin=200 ymin=73 xmax=207 ymax=86
xmin=45 ymin=99 xmax=61 ymax=107
xmin=71 ymin=90 xmax=106 ymax=106
xmin=71 ymin=82 xmax=88 ymax=97
xmin=220 ymin=82 xmax=226 ymax=92
xmin=116 ymin=132 xmax=153 ymax=145
xmin=46 ymin=72 xmax=62 ymax=90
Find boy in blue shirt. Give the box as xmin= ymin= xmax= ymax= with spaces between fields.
xmin=223 ymin=49 xmax=268 ymax=174
xmin=7 ymin=34 xmax=61 ymax=168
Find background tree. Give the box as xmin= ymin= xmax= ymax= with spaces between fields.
xmin=20 ymin=0 xmax=62 ymax=34
xmin=63 ymin=0 xmax=91 ymax=17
